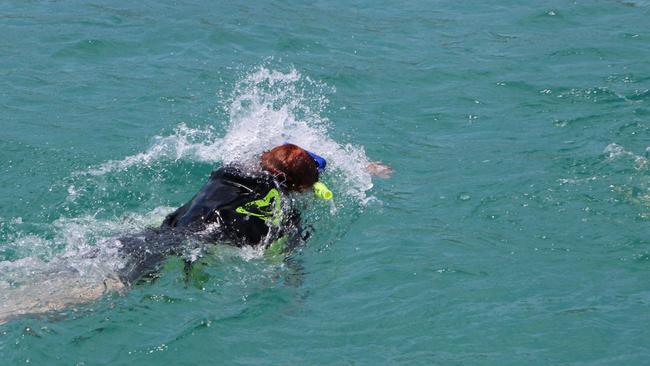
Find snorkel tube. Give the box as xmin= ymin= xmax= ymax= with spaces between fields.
xmin=313 ymin=182 xmax=333 ymax=200
xmin=285 ymin=143 xmax=333 ymax=200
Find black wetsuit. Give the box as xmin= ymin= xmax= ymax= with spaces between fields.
xmin=117 ymin=165 xmax=298 ymax=285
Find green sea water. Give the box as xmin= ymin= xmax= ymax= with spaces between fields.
xmin=2 ymin=0 xmax=650 ymax=364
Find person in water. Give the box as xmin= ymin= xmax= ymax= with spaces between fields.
xmin=116 ymin=143 xmax=325 ymax=285
xmin=0 ymin=143 xmax=390 ymax=323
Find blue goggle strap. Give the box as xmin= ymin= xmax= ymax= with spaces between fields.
xmin=283 ymin=142 xmax=327 ymax=173
xmin=306 ymin=150 xmax=327 ymax=173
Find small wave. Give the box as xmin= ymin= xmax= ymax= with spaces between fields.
xmin=627 ymin=88 xmax=650 ymax=102
xmin=603 ymin=143 xmax=649 ymax=169
xmin=602 ymin=143 xmax=650 ymax=217
xmin=555 ymin=87 xmax=626 ymax=104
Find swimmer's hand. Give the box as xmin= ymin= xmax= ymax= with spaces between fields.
xmin=367 ymin=161 xmax=393 ymax=178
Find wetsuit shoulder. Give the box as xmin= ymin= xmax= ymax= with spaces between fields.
xmin=161 ymin=200 xmax=191 ymax=228
xmin=161 ymin=165 xmax=281 ymax=244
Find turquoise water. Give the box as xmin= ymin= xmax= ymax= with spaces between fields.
xmin=2 ymin=0 xmax=650 ymax=364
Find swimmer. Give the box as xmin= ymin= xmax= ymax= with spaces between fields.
xmin=116 ymin=143 xmax=324 ymax=285
xmin=0 ymin=143 xmax=391 ymax=323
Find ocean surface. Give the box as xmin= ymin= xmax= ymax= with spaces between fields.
xmin=1 ymin=0 xmax=650 ymax=364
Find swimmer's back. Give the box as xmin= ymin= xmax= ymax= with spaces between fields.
xmin=161 ymin=165 xmax=280 ymax=244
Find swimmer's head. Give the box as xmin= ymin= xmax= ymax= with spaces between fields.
xmin=261 ymin=144 xmax=319 ymax=192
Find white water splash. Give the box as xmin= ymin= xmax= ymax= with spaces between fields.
xmin=85 ymin=123 xmax=221 ymax=176
xmin=238 ymin=244 xmax=268 ymax=261
xmin=0 ymin=206 xmax=175 ymax=285
xmin=79 ymin=66 xmax=374 ymax=201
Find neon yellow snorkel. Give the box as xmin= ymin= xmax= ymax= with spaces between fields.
xmin=305 ymin=149 xmax=333 ymax=200
xmin=313 ymin=181 xmax=333 ymax=200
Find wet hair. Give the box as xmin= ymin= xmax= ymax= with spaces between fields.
xmin=261 ymin=144 xmax=319 ymax=191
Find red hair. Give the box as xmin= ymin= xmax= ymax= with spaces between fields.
xmin=261 ymin=144 xmax=319 ymax=191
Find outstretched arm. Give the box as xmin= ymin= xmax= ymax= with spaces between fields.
xmin=367 ymin=161 xmax=393 ymax=178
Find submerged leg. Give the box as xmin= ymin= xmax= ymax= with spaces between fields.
xmin=0 ymin=229 xmax=186 ymax=324
xmin=0 ymin=269 xmax=124 ymax=324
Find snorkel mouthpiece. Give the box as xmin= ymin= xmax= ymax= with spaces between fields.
xmin=313 ymin=182 xmax=333 ymax=200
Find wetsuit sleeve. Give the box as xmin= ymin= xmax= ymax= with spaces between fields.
xmin=161 ymin=200 xmax=193 ymax=228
